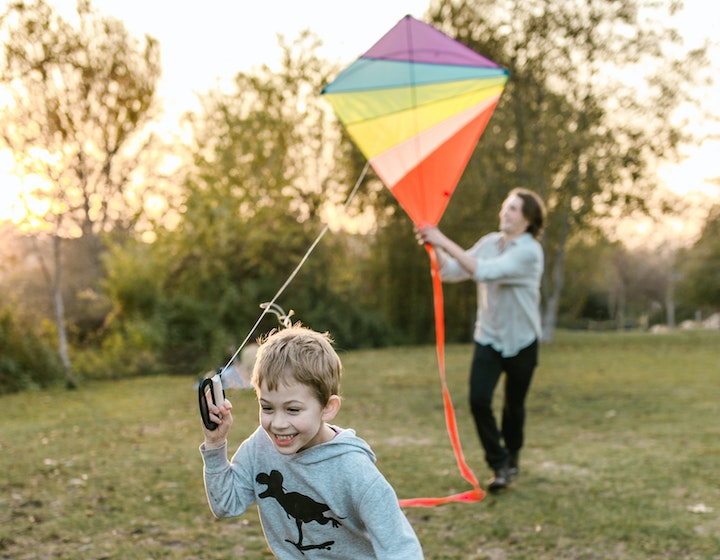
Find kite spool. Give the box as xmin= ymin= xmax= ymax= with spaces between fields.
xmin=198 ymin=370 xmax=225 ymax=430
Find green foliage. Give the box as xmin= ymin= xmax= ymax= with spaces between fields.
xmin=556 ymin=236 xmax=617 ymax=320
xmin=369 ymin=214 xmax=439 ymax=344
xmin=127 ymin=33 xmax=402 ymax=370
xmin=74 ymin=316 xmax=167 ymax=380
xmin=103 ymin=241 xmax=163 ymax=318
xmin=0 ymin=0 xmax=166 ymax=386
xmin=2 ymin=1 xmax=716 ymax=386
xmin=284 ymin=242 xmax=401 ymax=349
xmin=678 ymin=204 xmax=720 ymax=311
xmin=1 ymin=331 xmax=719 ymax=558
xmin=69 ymin=240 xmax=167 ymax=378
xmin=0 ymin=307 xmax=64 ymax=394
xmin=427 ymin=0 xmax=710 ymax=335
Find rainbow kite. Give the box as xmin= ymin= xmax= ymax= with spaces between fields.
xmin=322 ymin=14 xmax=508 ymax=228
xmin=322 ymin=15 xmax=509 ymax=507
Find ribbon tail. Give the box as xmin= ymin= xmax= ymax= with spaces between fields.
xmin=398 ymin=244 xmax=485 ymax=507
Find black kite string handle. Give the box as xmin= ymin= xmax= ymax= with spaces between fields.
xmin=198 ymin=369 xmax=226 ymax=431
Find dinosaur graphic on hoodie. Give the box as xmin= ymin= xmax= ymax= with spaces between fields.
xmin=256 ymin=469 xmax=342 ymax=552
xmin=201 ymin=426 xmax=423 ymax=559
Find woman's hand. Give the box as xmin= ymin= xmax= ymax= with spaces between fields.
xmin=414 ymin=225 xmax=444 ymax=247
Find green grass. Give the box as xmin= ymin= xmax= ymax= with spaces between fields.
xmin=1 ymin=330 xmax=719 ymax=559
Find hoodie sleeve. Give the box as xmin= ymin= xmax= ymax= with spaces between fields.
xmin=358 ymin=476 xmax=424 ymax=559
xmin=199 ymin=439 xmax=256 ymax=518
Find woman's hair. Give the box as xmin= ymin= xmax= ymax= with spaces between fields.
xmin=510 ymin=187 xmax=547 ymax=239
xmin=251 ymin=324 xmax=341 ymax=405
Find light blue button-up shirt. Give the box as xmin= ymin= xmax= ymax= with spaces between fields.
xmin=438 ymin=231 xmax=544 ymax=357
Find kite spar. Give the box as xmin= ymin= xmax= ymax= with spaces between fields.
xmin=322 ymin=15 xmax=509 ymax=506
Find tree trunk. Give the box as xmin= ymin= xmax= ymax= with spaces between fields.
xmin=614 ymin=287 xmax=626 ymax=331
xmin=28 ymin=222 xmax=85 ymax=391
xmin=541 ymin=247 xmax=563 ymax=342
xmin=49 ymin=235 xmax=78 ymax=389
xmin=541 ymin=202 xmax=571 ymax=342
xmin=665 ymin=268 xmax=677 ymax=330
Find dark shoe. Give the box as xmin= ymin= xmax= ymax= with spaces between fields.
xmin=488 ymin=466 xmax=512 ymax=493
xmin=508 ymin=450 xmax=520 ymax=477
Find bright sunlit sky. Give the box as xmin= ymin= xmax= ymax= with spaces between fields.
xmin=2 ymin=0 xmax=719 ymax=246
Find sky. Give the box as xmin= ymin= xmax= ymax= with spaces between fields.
xmin=62 ymin=0 xmax=434 ymax=129
xmin=1 ymin=0 xmax=718 ymax=245
xmin=0 ymin=0 xmax=433 ymax=221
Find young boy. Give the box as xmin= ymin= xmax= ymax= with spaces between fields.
xmin=199 ymin=324 xmax=424 ymax=558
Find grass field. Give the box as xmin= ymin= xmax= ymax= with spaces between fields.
xmin=1 ymin=330 xmax=719 ymax=559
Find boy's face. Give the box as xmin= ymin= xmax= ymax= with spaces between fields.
xmin=257 ymin=377 xmax=339 ymax=455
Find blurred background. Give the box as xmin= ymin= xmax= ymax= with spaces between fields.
xmin=1 ymin=0 xmax=718 ymax=393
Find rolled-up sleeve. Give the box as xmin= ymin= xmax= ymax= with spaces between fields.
xmin=438 ymin=232 xmax=544 ymax=357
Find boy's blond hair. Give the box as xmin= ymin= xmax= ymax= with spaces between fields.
xmin=251 ymin=324 xmax=342 ymax=405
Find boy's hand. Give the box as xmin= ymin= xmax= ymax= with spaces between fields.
xmin=202 ymin=397 xmax=233 ymax=448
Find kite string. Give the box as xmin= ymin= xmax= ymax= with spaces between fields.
xmin=218 ymin=161 xmax=371 ymax=375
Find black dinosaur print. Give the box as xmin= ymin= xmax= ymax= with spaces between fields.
xmin=256 ymin=470 xmax=343 ymax=553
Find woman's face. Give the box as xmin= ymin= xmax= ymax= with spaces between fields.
xmin=499 ymin=194 xmax=530 ymax=238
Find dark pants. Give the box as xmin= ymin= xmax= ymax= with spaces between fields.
xmin=469 ymin=340 xmax=538 ymax=470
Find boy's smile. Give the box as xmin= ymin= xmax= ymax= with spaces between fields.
xmin=257 ymin=378 xmax=339 ymax=455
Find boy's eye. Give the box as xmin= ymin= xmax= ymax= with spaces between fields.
xmin=287 ymin=408 xmax=301 ymax=414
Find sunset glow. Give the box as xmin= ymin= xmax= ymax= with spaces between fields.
xmin=0 ymin=0 xmax=717 ymax=247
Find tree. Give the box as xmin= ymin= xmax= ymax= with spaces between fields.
xmin=677 ymin=202 xmax=720 ymax=312
xmin=0 ymin=0 xmax=162 ymax=386
xmin=101 ymin=31 xmax=390 ymax=373
xmin=427 ymin=0 xmax=711 ymax=340
xmin=0 ymin=303 xmax=65 ymax=394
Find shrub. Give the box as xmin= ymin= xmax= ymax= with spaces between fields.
xmin=0 ymin=308 xmax=64 ymax=394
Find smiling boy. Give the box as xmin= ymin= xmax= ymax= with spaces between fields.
xmin=200 ymin=324 xmax=423 ymax=558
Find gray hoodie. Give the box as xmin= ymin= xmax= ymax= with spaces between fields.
xmin=200 ymin=426 xmax=423 ymax=559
